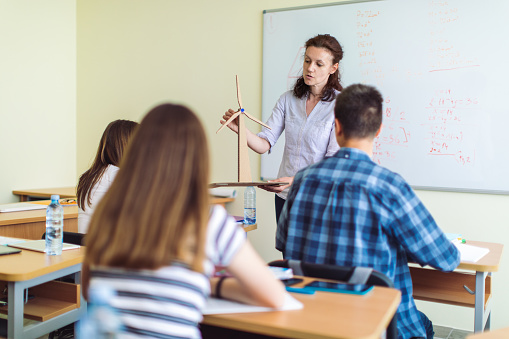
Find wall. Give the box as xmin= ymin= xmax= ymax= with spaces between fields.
xmin=0 ymin=0 xmax=77 ymax=203
xmin=75 ymin=0 xmax=509 ymax=332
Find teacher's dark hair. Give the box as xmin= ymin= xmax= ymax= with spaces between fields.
xmin=293 ymin=34 xmax=344 ymax=101
xmin=334 ymin=84 xmax=383 ymax=139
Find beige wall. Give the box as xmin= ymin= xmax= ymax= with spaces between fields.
xmin=2 ymin=0 xmax=507 ymax=332
xmin=0 ymin=0 xmax=76 ymax=204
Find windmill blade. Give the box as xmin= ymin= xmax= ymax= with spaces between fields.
xmin=236 ymin=75 xmax=243 ymax=109
xmin=216 ymin=110 xmax=241 ymax=133
xmin=244 ymin=111 xmax=272 ymax=130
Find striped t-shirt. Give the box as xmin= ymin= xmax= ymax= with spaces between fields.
xmin=89 ymin=205 xmax=246 ymax=339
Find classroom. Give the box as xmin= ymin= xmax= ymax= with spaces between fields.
xmin=0 ymin=0 xmax=508 ymax=337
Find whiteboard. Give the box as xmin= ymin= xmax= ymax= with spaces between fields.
xmin=261 ymin=0 xmax=509 ymax=194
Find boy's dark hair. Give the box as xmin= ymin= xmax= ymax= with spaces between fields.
xmin=334 ymin=84 xmax=383 ymax=139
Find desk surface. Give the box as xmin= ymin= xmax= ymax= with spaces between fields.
xmin=457 ymin=241 xmax=503 ymax=272
xmin=12 ymin=187 xmax=77 ymax=200
xmin=0 ymin=206 xmax=78 ymax=226
xmin=12 ymin=187 xmax=235 ymax=205
xmin=0 ymin=247 xmax=84 ymax=281
xmin=203 ymin=276 xmax=401 ymax=339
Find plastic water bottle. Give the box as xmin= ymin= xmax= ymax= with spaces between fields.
xmin=45 ymin=194 xmax=63 ymax=255
xmin=79 ymin=284 xmax=122 ymax=338
xmin=244 ymin=186 xmax=256 ymax=225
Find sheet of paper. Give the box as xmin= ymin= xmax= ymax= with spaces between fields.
xmin=268 ymin=266 xmax=293 ymax=280
xmin=454 ymin=243 xmax=489 ymax=263
xmin=209 ymin=188 xmax=237 ymax=198
xmin=203 ymin=293 xmax=303 ymax=315
xmin=0 ymin=236 xmax=26 ymax=245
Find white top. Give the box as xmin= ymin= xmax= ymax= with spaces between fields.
xmin=89 ymin=205 xmax=246 ymax=339
xmin=257 ymin=90 xmax=340 ymax=199
xmin=78 ymin=165 xmax=119 ymax=233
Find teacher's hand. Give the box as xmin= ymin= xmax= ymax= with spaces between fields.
xmin=259 ymin=176 xmax=294 ymax=193
xmin=219 ymin=109 xmax=239 ymax=133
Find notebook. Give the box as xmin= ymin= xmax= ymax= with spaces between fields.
xmin=0 ymin=203 xmax=47 ymax=213
xmin=0 ymin=245 xmax=21 ymax=256
xmin=8 ymin=240 xmax=80 ymax=253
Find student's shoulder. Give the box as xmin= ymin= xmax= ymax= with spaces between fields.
xmin=369 ymin=163 xmax=415 ymax=199
xmin=104 ymin=165 xmax=120 ymax=180
xmin=209 ymin=204 xmax=228 ymax=222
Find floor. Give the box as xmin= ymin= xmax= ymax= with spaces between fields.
xmin=11 ymin=322 xmax=473 ymax=339
xmin=434 ymin=325 xmax=472 ymax=339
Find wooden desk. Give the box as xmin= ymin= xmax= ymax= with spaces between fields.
xmin=202 ymin=276 xmax=401 ymax=339
xmin=0 ymin=206 xmax=78 ymax=240
xmin=13 ymin=187 xmax=77 ymax=202
xmin=13 ymin=187 xmax=235 ymax=207
xmin=0 ymin=247 xmax=86 ymax=338
xmin=410 ymin=241 xmax=503 ymax=334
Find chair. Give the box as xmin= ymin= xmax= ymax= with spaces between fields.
xmin=41 ymin=231 xmax=85 ymax=245
xmin=269 ymin=259 xmax=398 ymax=339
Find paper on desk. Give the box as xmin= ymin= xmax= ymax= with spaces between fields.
xmin=268 ymin=266 xmax=293 ymax=280
xmin=203 ymin=293 xmax=303 ymax=315
xmin=454 ymin=243 xmax=489 ymax=263
xmin=0 ymin=236 xmax=26 ymax=245
xmin=209 ymin=188 xmax=237 ymax=198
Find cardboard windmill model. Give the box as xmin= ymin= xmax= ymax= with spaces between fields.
xmin=211 ymin=75 xmax=287 ymax=188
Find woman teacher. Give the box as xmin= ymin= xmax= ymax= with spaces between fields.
xmin=220 ymin=34 xmax=344 ymax=222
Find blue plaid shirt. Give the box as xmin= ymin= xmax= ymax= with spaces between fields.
xmin=276 ymin=148 xmax=460 ymax=339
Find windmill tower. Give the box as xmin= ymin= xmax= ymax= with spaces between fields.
xmin=216 ymin=75 xmax=271 ymax=184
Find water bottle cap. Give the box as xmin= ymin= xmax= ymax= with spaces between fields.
xmin=51 ymin=195 xmax=60 ymax=201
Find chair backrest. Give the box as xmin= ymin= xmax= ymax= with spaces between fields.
xmin=269 ymin=259 xmax=394 ymax=287
xmin=269 ymin=259 xmax=397 ymax=339
xmin=41 ymin=231 xmax=85 ymax=246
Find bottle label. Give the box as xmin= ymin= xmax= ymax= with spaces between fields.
xmin=244 ymin=208 xmax=256 ymax=225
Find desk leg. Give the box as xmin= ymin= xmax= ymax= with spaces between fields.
xmin=474 ymin=271 xmax=489 ymax=333
xmin=7 ymin=281 xmax=24 ymax=339
xmin=74 ymin=270 xmax=86 ymax=335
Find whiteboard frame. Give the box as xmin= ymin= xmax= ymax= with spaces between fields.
xmin=263 ymin=0 xmax=384 ymax=14
xmin=261 ymin=0 xmax=509 ymax=195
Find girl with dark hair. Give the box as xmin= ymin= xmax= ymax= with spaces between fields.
xmin=84 ymin=104 xmax=285 ymax=338
xmin=77 ymin=119 xmax=138 ymax=233
xmin=220 ymin=34 xmax=344 ymax=222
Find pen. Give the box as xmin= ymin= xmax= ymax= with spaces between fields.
xmin=285 ymin=287 xmax=315 ymax=295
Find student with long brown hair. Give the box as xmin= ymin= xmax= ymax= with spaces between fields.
xmin=83 ymin=104 xmax=285 ymax=338
xmin=76 ymin=119 xmax=138 ymax=233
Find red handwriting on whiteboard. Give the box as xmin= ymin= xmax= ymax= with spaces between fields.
xmin=424 ymin=90 xmax=477 ymax=166
xmin=428 ymin=2 xmax=479 ymax=72
xmin=356 ymin=8 xmax=382 ymax=82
